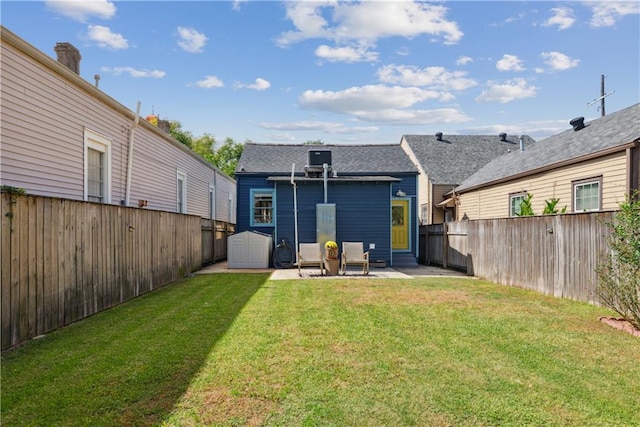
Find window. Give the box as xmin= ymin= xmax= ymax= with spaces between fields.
xmin=509 ymin=192 xmax=527 ymax=217
xmin=251 ymin=189 xmax=274 ymax=226
xmin=177 ymin=171 xmax=187 ymax=213
xmin=420 ymin=203 xmax=429 ymax=225
xmin=573 ymin=177 xmax=601 ymax=212
xmin=209 ymin=184 xmax=215 ymax=219
xmin=84 ymin=129 xmax=111 ymax=203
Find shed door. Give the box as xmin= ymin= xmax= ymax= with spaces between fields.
xmin=392 ymin=200 xmax=409 ymax=250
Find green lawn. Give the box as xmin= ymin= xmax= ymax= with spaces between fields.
xmin=2 ymin=273 xmax=639 ymax=426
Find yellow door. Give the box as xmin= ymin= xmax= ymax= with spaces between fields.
xmin=392 ymin=200 xmax=409 ymax=250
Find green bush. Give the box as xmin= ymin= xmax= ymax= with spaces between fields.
xmin=596 ymin=192 xmax=640 ymax=330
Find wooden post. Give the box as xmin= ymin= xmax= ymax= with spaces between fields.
xmin=442 ymin=222 xmax=449 ymax=269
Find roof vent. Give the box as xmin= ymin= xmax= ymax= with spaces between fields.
xmin=435 ymin=132 xmax=443 ymax=141
xmin=54 ymin=42 xmax=81 ymax=74
xmin=570 ymin=117 xmax=586 ymax=131
xmin=499 ymin=132 xmax=507 ymax=141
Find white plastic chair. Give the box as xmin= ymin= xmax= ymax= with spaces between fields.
xmin=340 ymin=242 xmax=369 ymax=275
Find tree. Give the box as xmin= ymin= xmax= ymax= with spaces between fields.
xmin=596 ymin=192 xmax=640 ymax=330
xmin=516 ymin=193 xmax=535 ymax=216
xmin=213 ymin=138 xmax=244 ymax=178
xmin=542 ymin=197 xmax=567 ymax=215
xmin=191 ymin=133 xmax=216 ymax=164
xmin=162 ymin=118 xmax=243 ymax=178
xmin=303 ymin=140 xmax=324 ymax=145
xmin=168 ymin=120 xmax=193 ymax=148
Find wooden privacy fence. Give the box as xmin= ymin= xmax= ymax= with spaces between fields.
xmin=420 ymin=212 xmax=615 ymax=305
xmin=201 ymin=218 xmax=234 ymax=266
xmin=1 ymin=192 xmax=210 ymax=350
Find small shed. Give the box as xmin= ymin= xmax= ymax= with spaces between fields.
xmin=227 ymin=231 xmax=273 ymax=268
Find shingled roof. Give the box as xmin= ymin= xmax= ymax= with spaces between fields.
xmin=455 ymin=103 xmax=640 ymax=193
xmin=236 ymin=143 xmax=418 ymax=175
xmin=402 ymin=134 xmax=535 ymax=185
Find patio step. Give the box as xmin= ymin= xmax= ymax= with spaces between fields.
xmin=391 ymin=253 xmax=419 ymax=268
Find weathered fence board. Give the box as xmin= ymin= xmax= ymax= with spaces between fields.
xmin=420 ymin=212 xmax=615 ymax=305
xmin=1 ymin=192 xmax=232 ymax=351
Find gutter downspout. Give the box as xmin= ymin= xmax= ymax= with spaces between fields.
xmin=124 ymin=101 xmax=141 ymax=206
xmin=323 ymin=163 xmax=328 ymax=203
xmin=291 ymin=163 xmax=299 ymax=264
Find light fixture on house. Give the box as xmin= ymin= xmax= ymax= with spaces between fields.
xmin=396 ymin=189 xmax=406 ymax=197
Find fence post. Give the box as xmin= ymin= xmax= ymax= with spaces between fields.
xmin=442 ymin=222 xmax=449 ymax=269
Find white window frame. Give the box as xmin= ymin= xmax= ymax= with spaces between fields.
xmin=573 ymin=177 xmax=602 ymax=212
xmin=177 ymin=170 xmax=187 ymax=214
xmin=250 ymin=188 xmax=274 ymax=226
xmin=209 ymin=184 xmax=216 ymax=220
xmin=83 ymin=128 xmax=112 ymax=203
xmin=509 ymin=192 xmax=527 ymax=217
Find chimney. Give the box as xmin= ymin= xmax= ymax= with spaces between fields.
xmin=435 ymin=132 xmax=443 ymax=141
xmin=519 ymin=135 xmax=526 ymax=151
xmin=54 ymin=42 xmax=81 ymax=74
xmin=158 ymin=119 xmax=171 ymax=133
xmin=570 ymin=117 xmax=585 ymax=131
xmin=499 ymin=132 xmax=507 ymax=142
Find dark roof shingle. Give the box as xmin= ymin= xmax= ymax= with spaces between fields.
xmin=455 ymin=103 xmax=640 ymax=193
xmin=236 ymin=143 xmax=418 ymax=175
xmin=402 ymin=134 xmax=535 ymax=184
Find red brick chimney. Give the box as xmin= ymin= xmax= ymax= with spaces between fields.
xmin=54 ymin=42 xmax=81 ymax=74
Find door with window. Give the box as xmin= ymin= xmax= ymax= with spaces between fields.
xmin=392 ymin=199 xmax=409 ymax=250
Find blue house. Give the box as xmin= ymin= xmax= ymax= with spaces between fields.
xmin=235 ymin=143 xmax=419 ymax=268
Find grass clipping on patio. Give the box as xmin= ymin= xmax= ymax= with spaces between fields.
xmin=2 ymin=274 xmax=640 ymax=426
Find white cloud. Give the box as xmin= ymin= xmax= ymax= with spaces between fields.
xmin=276 ymin=1 xmax=463 ymax=49
xmin=86 ymin=25 xmax=128 ymax=50
xmin=456 ymin=56 xmax=473 ymax=66
xmin=377 ymin=64 xmax=477 ymax=91
xmin=235 ymin=78 xmax=271 ymax=91
xmin=300 ymin=85 xmax=444 ymax=112
xmin=45 ymin=0 xmax=116 ymax=22
xmin=260 ymin=121 xmax=378 ymax=134
xmin=196 ymin=76 xmax=224 ymax=88
xmin=542 ymin=7 xmax=575 ymax=30
xmin=540 ymin=51 xmax=579 ymax=70
xmin=298 ymin=85 xmax=471 ymax=125
xmin=177 ymin=27 xmax=207 ymax=53
xmin=588 ymin=1 xmax=640 ymax=27
xmin=496 ymin=54 xmax=525 ymax=72
xmin=101 ymin=66 xmax=165 ymax=78
xmin=475 ymin=78 xmax=538 ymax=103
xmin=315 ymin=45 xmax=379 ymax=63
xmin=232 ymin=0 xmax=247 ymax=12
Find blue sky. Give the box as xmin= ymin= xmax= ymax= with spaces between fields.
xmin=2 ymin=1 xmax=639 ymax=145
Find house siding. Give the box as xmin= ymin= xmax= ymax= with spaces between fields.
xmin=401 ymin=137 xmax=429 ymax=224
xmin=236 ymin=176 xmax=275 ymax=235
xmin=457 ymin=152 xmax=628 ymax=219
xmin=236 ymin=174 xmax=418 ymax=265
xmin=0 ymin=28 xmax=236 ymax=222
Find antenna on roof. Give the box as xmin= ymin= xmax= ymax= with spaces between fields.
xmin=587 ymin=74 xmax=614 ymax=117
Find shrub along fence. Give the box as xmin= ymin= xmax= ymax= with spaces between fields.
xmin=1 ymin=192 xmax=231 ymax=350
xmin=420 ymin=211 xmax=615 ymax=305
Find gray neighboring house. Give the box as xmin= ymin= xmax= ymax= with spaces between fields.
xmin=401 ymin=133 xmax=535 ymax=224
xmin=454 ymin=103 xmax=640 ymax=220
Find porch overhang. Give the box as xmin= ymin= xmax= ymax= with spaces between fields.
xmin=437 ymin=197 xmax=456 ymax=208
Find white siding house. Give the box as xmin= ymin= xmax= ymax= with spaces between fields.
xmin=0 ymin=26 xmax=236 ymax=223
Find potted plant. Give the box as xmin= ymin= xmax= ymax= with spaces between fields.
xmin=324 ymin=240 xmax=338 ymax=260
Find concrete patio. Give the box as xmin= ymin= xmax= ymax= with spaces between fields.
xmin=196 ymin=261 xmax=470 ymax=280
